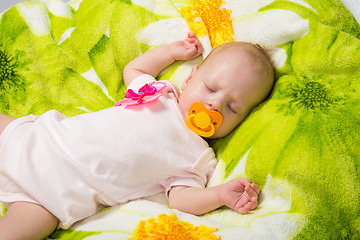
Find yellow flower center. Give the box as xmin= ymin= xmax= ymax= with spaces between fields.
xmin=128 ymin=213 xmax=220 ymax=240
xmin=180 ymin=0 xmax=234 ymax=48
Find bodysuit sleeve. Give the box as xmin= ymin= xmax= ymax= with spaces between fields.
xmin=162 ymin=148 xmax=218 ymax=199
xmin=127 ymin=74 xmax=156 ymax=91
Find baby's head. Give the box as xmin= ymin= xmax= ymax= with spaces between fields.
xmin=179 ymin=41 xmax=275 ymax=138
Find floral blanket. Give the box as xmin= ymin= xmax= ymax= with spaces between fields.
xmin=0 ymin=0 xmax=359 ymax=239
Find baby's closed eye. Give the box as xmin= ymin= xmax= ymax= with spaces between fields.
xmin=227 ymin=104 xmax=237 ymax=114
xmin=204 ymin=82 xmax=215 ymax=93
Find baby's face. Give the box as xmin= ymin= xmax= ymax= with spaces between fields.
xmin=179 ymin=51 xmax=273 ymax=138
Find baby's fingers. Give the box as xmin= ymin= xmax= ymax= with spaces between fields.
xmin=245 ymin=187 xmax=259 ymax=210
xmin=187 ymin=32 xmax=197 ymax=40
xmin=184 ymin=40 xmax=192 ymax=49
xmin=186 ymin=33 xmax=203 ymax=54
xmin=237 ymin=206 xmax=250 ymax=214
xmin=238 ymin=197 xmax=258 ymax=214
xmin=245 ymin=186 xmax=258 ymax=199
xmin=237 ymin=200 xmax=255 ymax=214
xmin=249 ymin=196 xmax=258 ymax=211
xmin=250 ymin=183 xmax=260 ymax=195
xmin=194 ymin=39 xmax=203 ymax=54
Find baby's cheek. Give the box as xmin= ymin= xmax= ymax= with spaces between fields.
xmin=210 ymin=125 xmax=229 ymax=139
xmin=221 ymin=118 xmax=242 ymax=136
xmin=178 ymin=99 xmax=189 ymax=119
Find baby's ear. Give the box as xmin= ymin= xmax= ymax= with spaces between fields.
xmin=182 ymin=64 xmax=198 ymax=90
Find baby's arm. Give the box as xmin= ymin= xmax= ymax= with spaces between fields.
xmin=0 ymin=112 xmax=15 ymax=135
xmin=168 ymin=178 xmax=260 ymax=215
xmin=123 ymin=32 xmax=203 ymax=87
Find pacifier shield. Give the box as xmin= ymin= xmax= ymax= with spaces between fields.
xmin=186 ymin=102 xmax=222 ymax=137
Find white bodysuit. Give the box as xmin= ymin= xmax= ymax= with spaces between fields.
xmin=0 ymin=74 xmax=217 ymax=228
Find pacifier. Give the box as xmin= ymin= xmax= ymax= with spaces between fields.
xmin=186 ymin=102 xmax=222 ymax=138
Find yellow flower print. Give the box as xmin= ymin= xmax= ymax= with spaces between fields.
xmin=128 ymin=213 xmax=220 ymax=240
xmin=180 ymin=0 xmax=234 ymax=48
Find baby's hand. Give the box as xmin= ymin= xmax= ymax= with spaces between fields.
xmin=169 ymin=32 xmax=203 ymax=61
xmin=219 ymin=178 xmax=260 ymax=214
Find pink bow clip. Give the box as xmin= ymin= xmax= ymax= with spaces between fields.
xmin=114 ymin=82 xmax=166 ymax=107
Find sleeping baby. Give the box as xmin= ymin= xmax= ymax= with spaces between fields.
xmin=0 ymin=32 xmax=274 ymax=239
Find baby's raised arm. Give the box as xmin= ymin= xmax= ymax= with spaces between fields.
xmin=123 ymin=32 xmax=203 ymax=87
xmin=168 ymin=178 xmax=260 ymax=215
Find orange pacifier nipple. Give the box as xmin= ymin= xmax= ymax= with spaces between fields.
xmin=186 ymin=102 xmax=222 ymax=137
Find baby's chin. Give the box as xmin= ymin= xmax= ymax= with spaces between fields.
xmin=206 ymin=129 xmax=228 ymax=139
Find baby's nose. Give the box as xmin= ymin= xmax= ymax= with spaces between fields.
xmin=207 ymin=100 xmax=221 ymax=112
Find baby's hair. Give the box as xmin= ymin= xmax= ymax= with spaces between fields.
xmin=252 ymin=43 xmax=271 ymax=60
xmin=200 ymin=41 xmax=274 ymax=72
xmin=251 ymin=43 xmax=275 ymax=71
xmin=200 ymin=41 xmax=275 ymax=82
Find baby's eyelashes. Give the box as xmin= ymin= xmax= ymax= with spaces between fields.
xmin=228 ymin=105 xmax=237 ymax=114
xmin=204 ymin=83 xmax=215 ymax=93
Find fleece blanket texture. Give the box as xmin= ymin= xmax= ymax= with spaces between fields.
xmin=0 ymin=0 xmax=359 ymax=239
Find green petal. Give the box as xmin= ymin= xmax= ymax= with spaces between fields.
xmin=59 ymin=0 xmax=115 ymax=73
xmin=49 ymin=13 xmax=74 ymax=43
xmin=0 ymin=6 xmax=30 ymax=46
xmin=110 ymin=1 xmax=168 ymax=76
xmin=89 ymin=34 xmax=126 ymax=102
xmin=260 ymin=0 xmax=360 ymax=38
